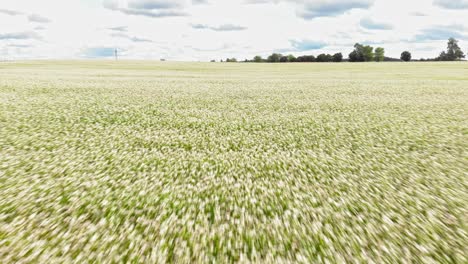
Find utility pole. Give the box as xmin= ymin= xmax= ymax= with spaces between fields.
xmin=114 ymin=49 xmax=118 ymax=61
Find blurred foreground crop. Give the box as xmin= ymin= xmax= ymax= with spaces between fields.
xmin=0 ymin=61 xmax=467 ymax=262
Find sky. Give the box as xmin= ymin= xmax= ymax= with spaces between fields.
xmin=0 ymin=0 xmax=467 ymax=61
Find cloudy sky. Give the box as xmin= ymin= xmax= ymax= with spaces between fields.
xmin=1 ymin=0 xmax=467 ymax=61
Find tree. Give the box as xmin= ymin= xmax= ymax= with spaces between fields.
xmin=316 ymin=54 xmax=328 ymax=62
xmin=375 ymin=47 xmax=385 ymax=62
xmin=253 ymin=56 xmax=263 ymax=63
xmin=332 ymin=53 xmax=343 ymax=62
xmin=401 ymin=51 xmax=412 ymax=62
xmin=280 ymin=56 xmax=288 ymax=63
xmin=437 ymin=51 xmax=448 ymax=61
xmin=287 ymin=54 xmax=296 ymax=62
xmin=349 ymin=43 xmax=365 ymax=62
xmin=349 ymin=50 xmax=360 ymax=62
xmin=305 ymin=55 xmax=316 ymax=62
xmin=446 ymin=38 xmax=465 ymax=60
xmin=316 ymin=54 xmax=324 ymax=62
xmin=267 ymin=53 xmax=281 ymax=63
xmin=436 ymin=38 xmax=465 ymax=61
xmin=295 ymin=55 xmax=316 ymax=62
xmin=362 ymin=45 xmax=374 ymax=61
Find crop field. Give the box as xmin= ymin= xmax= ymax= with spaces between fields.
xmin=0 ymin=61 xmax=467 ymax=263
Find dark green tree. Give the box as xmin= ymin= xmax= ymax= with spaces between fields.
xmin=332 ymin=53 xmax=343 ymax=62
xmin=287 ymin=54 xmax=296 ymax=62
xmin=305 ymin=55 xmax=316 ymax=62
xmin=349 ymin=43 xmax=365 ymax=62
xmin=296 ymin=55 xmax=316 ymax=62
xmin=316 ymin=54 xmax=328 ymax=62
xmin=253 ymin=56 xmax=263 ymax=63
xmin=349 ymin=50 xmax=360 ymax=62
xmin=401 ymin=51 xmax=412 ymax=62
xmin=267 ymin=53 xmax=282 ymax=63
xmin=436 ymin=38 xmax=465 ymax=61
xmin=437 ymin=51 xmax=448 ymax=61
xmin=446 ymin=38 xmax=465 ymax=60
xmin=374 ymin=47 xmax=385 ymax=62
xmin=280 ymin=56 xmax=288 ymax=62
xmin=362 ymin=45 xmax=374 ymax=61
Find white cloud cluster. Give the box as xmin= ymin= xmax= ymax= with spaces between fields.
xmin=247 ymin=0 xmax=375 ymax=19
xmin=103 ymin=0 xmax=210 ymax=18
xmin=433 ymin=0 xmax=468 ymax=9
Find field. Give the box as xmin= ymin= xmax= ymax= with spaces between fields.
xmin=0 ymin=61 xmax=467 ymax=263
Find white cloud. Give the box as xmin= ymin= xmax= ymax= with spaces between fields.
xmin=0 ymin=31 xmax=41 ymax=40
xmin=191 ymin=23 xmax=247 ymax=31
xmin=28 ymin=14 xmax=51 ymax=23
xmin=103 ymin=0 xmax=188 ymax=18
xmin=0 ymin=8 xmax=23 ymax=16
xmin=433 ymin=0 xmax=468 ymax=9
xmin=360 ymin=17 xmax=393 ymax=30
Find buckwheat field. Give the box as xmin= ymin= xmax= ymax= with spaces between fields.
xmin=0 ymin=61 xmax=467 ymax=263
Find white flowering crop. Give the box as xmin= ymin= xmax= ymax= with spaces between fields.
xmin=0 ymin=61 xmax=467 ymax=263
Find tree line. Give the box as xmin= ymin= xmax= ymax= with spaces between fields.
xmin=249 ymin=52 xmax=344 ymax=63
xmin=217 ymin=38 xmax=465 ymax=63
